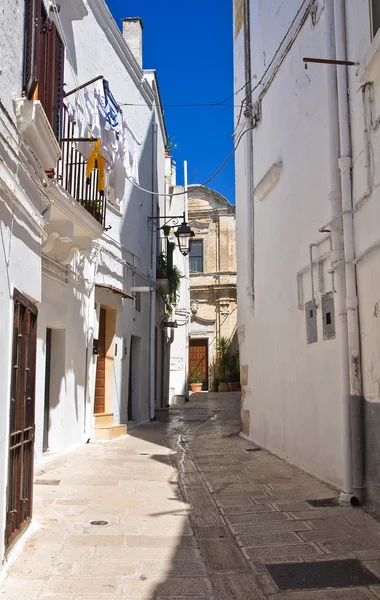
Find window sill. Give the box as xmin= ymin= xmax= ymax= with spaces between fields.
xmin=14 ymin=99 xmax=61 ymax=170
xmin=359 ymin=28 xmax=380 ymax=82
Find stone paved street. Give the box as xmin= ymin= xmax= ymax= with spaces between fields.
xmin=3 ymin=392 xmax=380 ymax=599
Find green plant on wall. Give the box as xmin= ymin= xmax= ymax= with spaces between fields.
xmin=168 ymin=266 xmax=182 ymax=303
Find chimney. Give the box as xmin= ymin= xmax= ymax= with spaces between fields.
xmin=122 ymin=17 xmax=143 ymax=69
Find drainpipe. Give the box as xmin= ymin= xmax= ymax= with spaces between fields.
xmin=325 ymin=0 xmax=352 ymax=503
xmin=243 ymin=0 xmax=255 ymax=308
xmin=149 ymin=122 xmax=158 ymax=420
xmin=334 ymin=0 xmax=364 ymax=503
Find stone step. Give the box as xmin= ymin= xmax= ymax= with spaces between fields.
xmin=94 ymin=412 xmax=114 ymax=427
xmin=94 ymin=424 xmax=127 ymax=441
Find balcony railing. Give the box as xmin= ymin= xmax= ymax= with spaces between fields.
xmin=56 ymin=105 xmax=106 ymax=226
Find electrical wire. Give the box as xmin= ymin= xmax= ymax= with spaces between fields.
xmin=120 ymin=102 xmax=242 ymax=108
xmin=234 ymin=0 xmax=313 ymax=131
xmin=126 ymin=125 xmax=254 ymax=198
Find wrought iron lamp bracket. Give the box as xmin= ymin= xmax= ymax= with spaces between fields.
xmin=147 ymin=213 xmax=185 ymax=233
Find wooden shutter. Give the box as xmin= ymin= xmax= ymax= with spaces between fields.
xmin=40 ymin=20 xmax=64 ymax=140
xmin=23 ymin=0 xmax=40 ymax=99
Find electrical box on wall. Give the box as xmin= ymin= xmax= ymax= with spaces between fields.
xmin=322 ymin=292 xmax=335 ymax=340
xmin=305 ymin=300 xmax=317 ymax=344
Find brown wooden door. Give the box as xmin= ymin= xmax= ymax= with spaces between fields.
xmin=94 ymin=308 xmax=106 ymax=414
xmin=6 ymin=291 xmax=37 ymax=549
xmin=189 ymin=339 xmax=208 ymax=389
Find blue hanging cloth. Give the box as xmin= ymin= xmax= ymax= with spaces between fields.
xmin=103 ymin=79 xmax=121 ymax=139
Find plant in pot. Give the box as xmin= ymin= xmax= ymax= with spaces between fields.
xmin=216 ymin=336 xmax=230 ymax=392
xmin=165 ymin=135 xmax=177 ymax=156
xmin=228 ymin=352 xmax=241 ymax=392
xmin=157 ymin=252 xmax=167 ymax=279
xmin=189 ymin=366 xmax=203 ymax=393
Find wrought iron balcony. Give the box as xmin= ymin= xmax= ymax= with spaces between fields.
xmin=56 ymin=105 xmax=106 ymax=226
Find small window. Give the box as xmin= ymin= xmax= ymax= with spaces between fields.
xmin=190 ymin=240 xmax=203 ymax=273
xmin=305 ymin=300 xmax=318 ymax=344
xmin=371 ymin=0 xmax=380 ymax=39
xmin=322 ymin=292 xmax=335 ymax=340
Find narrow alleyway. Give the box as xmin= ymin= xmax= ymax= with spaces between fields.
xmin=3 ymin=393 xmax=380 ymax=599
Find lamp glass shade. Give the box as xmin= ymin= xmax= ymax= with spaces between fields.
xmin=175 ymin=221 xmax=194 ymax=256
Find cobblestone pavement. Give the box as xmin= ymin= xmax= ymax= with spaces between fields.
xmin=3 ymin=392 xmax=380 ymax=599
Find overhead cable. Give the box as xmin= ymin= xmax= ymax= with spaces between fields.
xmin=126 ymin=126 xmax=254 ymax=198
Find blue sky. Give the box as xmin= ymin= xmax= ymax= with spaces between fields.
xmin=105 ymin=0 xmax=235 ymax=203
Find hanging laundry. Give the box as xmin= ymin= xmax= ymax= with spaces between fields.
xmin=122 ymin=118 xmax=140 ymax=185
xmin=83 ymin=90 xmax=101 ymax=139
xmin=66 ymin=101 xmax=76 ymax=124
xmin=75 ymin=95 xmax=93 ymax=160
xmin=103 ymin=79 xmax=121 ymax=139
xmin=95 ymin=87 xmax=118 ymax=167
xmin=86 ymin=139 xmax=106 ymax=197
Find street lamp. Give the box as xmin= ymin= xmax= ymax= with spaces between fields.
xmin=174 ymin=220 xmax=195 ymax=256
xmin=147 ymin=212 xmax=195 ymax=257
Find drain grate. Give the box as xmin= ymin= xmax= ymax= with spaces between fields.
xmin=245 ymin=447 xmax=262 ymax=452
xmin=90 ymin=520 xmax=108 ymax=526
xmin=307 ymin=497 xmax=339 ymax=508
xmin=267 ymin=559 xmax=379 ymax=591
xmin=35 ymin=479 xmax=60 ymax=486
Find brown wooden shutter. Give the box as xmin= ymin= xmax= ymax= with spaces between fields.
xmin=23 ymin=0 xmax=40 ymax=99
xmin=45 ymin=21 xmax=64 ymax=140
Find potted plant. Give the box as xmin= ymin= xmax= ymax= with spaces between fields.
xmin=228 ymin=352 xmax=241 ymax=392
xmin=216 ymin=337 xmax=230 ymax=392
xmin=165 ymin=135 xmax=177 ymax=156
xmin=189 ymin=367 xmax=203 ymax=393
xmin=157 ymin=252 xmax=168 ymax=279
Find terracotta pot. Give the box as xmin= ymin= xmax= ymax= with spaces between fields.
xmin=218 ymin=382 xmax=229 ymax=392
xmin=190 ymin=383 xmax=202 ymax=393
xmin=228 ymin=382 xmax=241 ymax=392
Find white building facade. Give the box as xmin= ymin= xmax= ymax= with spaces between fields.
xmin=234 ymin=0 xmax=380 ymax=512
xmin=0 ymin=0 xmax=169 ymax=569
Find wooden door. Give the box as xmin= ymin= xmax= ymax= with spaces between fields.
xmin=189 ymin=339 xmax=208 ymax=389
xmin=6 ymin=291 xmax=37 ymax=549
xmin=94 ymin=308 xmax=106 ymax=414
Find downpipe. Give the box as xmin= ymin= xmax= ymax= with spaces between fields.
xmin=334 ymin=0 xmax=364 ymax=505
xmin=149 ymin=122 xmax=158 ymax=420
xmin=243 ymin=0 xmax=255 ymax=309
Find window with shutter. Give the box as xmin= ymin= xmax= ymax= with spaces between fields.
xmin=44 ymin=21 xmax=65 ymax=140
xmin=23 ymin=0 xmax=65 ymax=141
xmin=23 ymin=0 xmax=40 ymax=99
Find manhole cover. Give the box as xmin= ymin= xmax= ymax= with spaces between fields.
xmin=267 ymin=559 xmax=379 ymax=591
xmin=35 ymin=479 xmax=61 ymax=485
xmin=90 ymin=520 xmax=108 ymax=526
xmin=307 ymin=498 xmax=340 ymax=508
xmin=245 ymin=447 xmax=262 ymax=452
